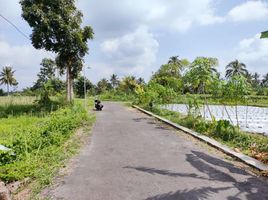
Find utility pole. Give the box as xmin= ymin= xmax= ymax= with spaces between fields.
xmin=84 ymin=65 xmax=91 ymax=110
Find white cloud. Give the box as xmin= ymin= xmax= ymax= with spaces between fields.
xmin=0 ymin=40 xmax=55 ymax=90
xmin=78 ymin=0 xmax=223 ymax=35
xmin=144 ymin=0 xmax=224 ymax=31
xmin=236 ymin=34 xmax=268 ymax=74
xmin=100 ymin=26 xmax=159 ymax=78
xmin=227 ymin=1 xmax=268 ymax=22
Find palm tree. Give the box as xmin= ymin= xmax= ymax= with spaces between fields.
xmin=244 ymin=72 xmax=253 ymax=85
xmin=167 ymin=56 xmax=184 ymax=77
xmin=96 ymin=78 xmax=111 ymax=94
xmin=110 ymin=74 xmax=119 ymax=89
xmin=225 ymin=60 xmax=248 ymax=79
xmin=120 ymin=76 xmax=138 ymax=94
xmin=0 ymin=66 xmax=18 ymax=96
xmin=262 ymin=73 xmax=268 ymax=87
xmin=252 ymin=72 xmax=260 ymax=88
xmin=168 ymin=56 xmax=180 ymax=65
xmin=137 ymin=77 xmax=145 ymax=85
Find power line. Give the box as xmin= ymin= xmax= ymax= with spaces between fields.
xmin=0 ymin=13 xmax=29 ymax=40
xmin=0 ymin=13 xmax=56 ymax=60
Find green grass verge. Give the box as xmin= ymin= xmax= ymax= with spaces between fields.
xmin=0 ymin=98 xmax=96 ymax=199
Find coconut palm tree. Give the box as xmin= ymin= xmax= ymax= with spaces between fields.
xmin=0 ymin=66 xmax=18 ymax=96
xmin=167 ymin=56 xmax=186 ymax=77
xmin=262 ymin=73 xmax=268 ymax=87
xmin=120 ymin=76 xmax=138 ymax=94
xmin=137 ymin=77 xmax=145 ymax=85
xmin=110 ymin=74 xmax=119 ymax=89
xmin=225 ymin=60 xmax=248 ymax=79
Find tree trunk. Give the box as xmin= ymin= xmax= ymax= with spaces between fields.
xmin=7 ymin=84 xmax=9 ymax=96
xmin=7 ymin=79 xmax=9 ymax=96
xmin=66 ymin=66 xmax=74 ymax=102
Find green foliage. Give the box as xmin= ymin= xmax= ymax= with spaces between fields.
xmin=20 ymin=0 xmax=94 ymax=101
xmin=119 ymin=76 xmax=139 ymax=94
xmin=74 ymin=76 xmax=95 ymax=98
xmin=33 ymin=58 xmax=56 ymax=89
xmin=0 ymin=96 xmax=65 ymax=118
xmin=260 ymin=30 xmax=268 ymax=38
xmin=225 ymin=60 xmax=248 ymax=79
xmin=0 ymin=102 xmax=90 ymax=182
xmin=222 ymin=75 xmax=251 ymax=104
xmin=153 ymin=76 xmax=183 ymax=93
xmin=0 ymin=66 xmax=18 ymax=95
xmin=0 ymin=89 xmax=4 ymax=96
xmin=153 ymin=56 xmax=189 ymax=79
xmin=183 ymin=57 xmax=218 ymax=94
xmin=136 ymin=80 xmax=176 ymax=109
xmin=96 ymin=78 xmax=112 ymax=94
xmin=185 ymin=94 xmax=201 ymax=117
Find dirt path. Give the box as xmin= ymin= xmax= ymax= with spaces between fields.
xmin=48 ymin=102 xmax=268 ymax=200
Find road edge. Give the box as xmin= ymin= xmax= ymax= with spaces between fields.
xmin=133 ymin=105 xmax=268 ymax=172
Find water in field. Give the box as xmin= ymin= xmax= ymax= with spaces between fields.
xmin=163 ymin=104 xmax=268 ymax=136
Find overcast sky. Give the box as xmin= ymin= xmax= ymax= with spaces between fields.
xmin=0 ymin=0 xmax=268 ymax=90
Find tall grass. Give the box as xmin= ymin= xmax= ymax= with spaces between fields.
xmin=0 ymin=96 xmax=63 ymax=118
xmin=0 ymin=100 xmax=95 ymax=183
xmin=0 ymin=96 xmax=37 ymax=106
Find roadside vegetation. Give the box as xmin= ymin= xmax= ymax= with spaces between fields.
xmin=0 ymin=97 xmax=95 ymax=198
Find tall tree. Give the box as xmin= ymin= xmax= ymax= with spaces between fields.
xmin=0 ymin=66 xmax=18 ymax=96
xmin=137 ymin=77 xmax=145 ymax=85
xmin=252 ymin=72 xmax=260 ymax=88
xmin=225 ymin=60 xmax=248 ymax=79
xmin=74 ymin=76 xmax=94 ymax=98
xmin=187 ymin=57 xmax=218 ymax=94
xmin=20 ymin=0 xmax=94 ymax=102
xmin=33 ymin=58 xmax=56 ymax=89
xmin=96 ymin=78 xmax=112 ymax=94
xmin=153 ymin=57 xmax=189 ymax=79
xmin=262 ymin=73 xmax=268 ymax=87
xmin=110 ymin=74 xmax=120 ymax=89
xmin=120 ymin=76 xmax=139 ymax=94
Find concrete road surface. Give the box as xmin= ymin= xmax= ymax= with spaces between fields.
xmin=49 ymin=102 xmax=268 ymax=200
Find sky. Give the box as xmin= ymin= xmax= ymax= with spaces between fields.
xmin=0 ymin=0 xmax=268 ymax=90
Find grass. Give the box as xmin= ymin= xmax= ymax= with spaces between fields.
xmin=0 ymin=96 xmax=37 ymax=106
xmin=0 ymin=97 xmax=96 ymax=199
xmin=0 ymin=96 xmax=65 ymax=118
xmin=146 ymin=106 xmax=268 ymax=164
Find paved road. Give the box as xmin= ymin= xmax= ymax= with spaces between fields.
xmin=50 ymin=102 xmax=268 ymax=200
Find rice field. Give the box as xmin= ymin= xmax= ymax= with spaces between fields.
xmin=0 ymin=96 xmax=37 ymax=106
